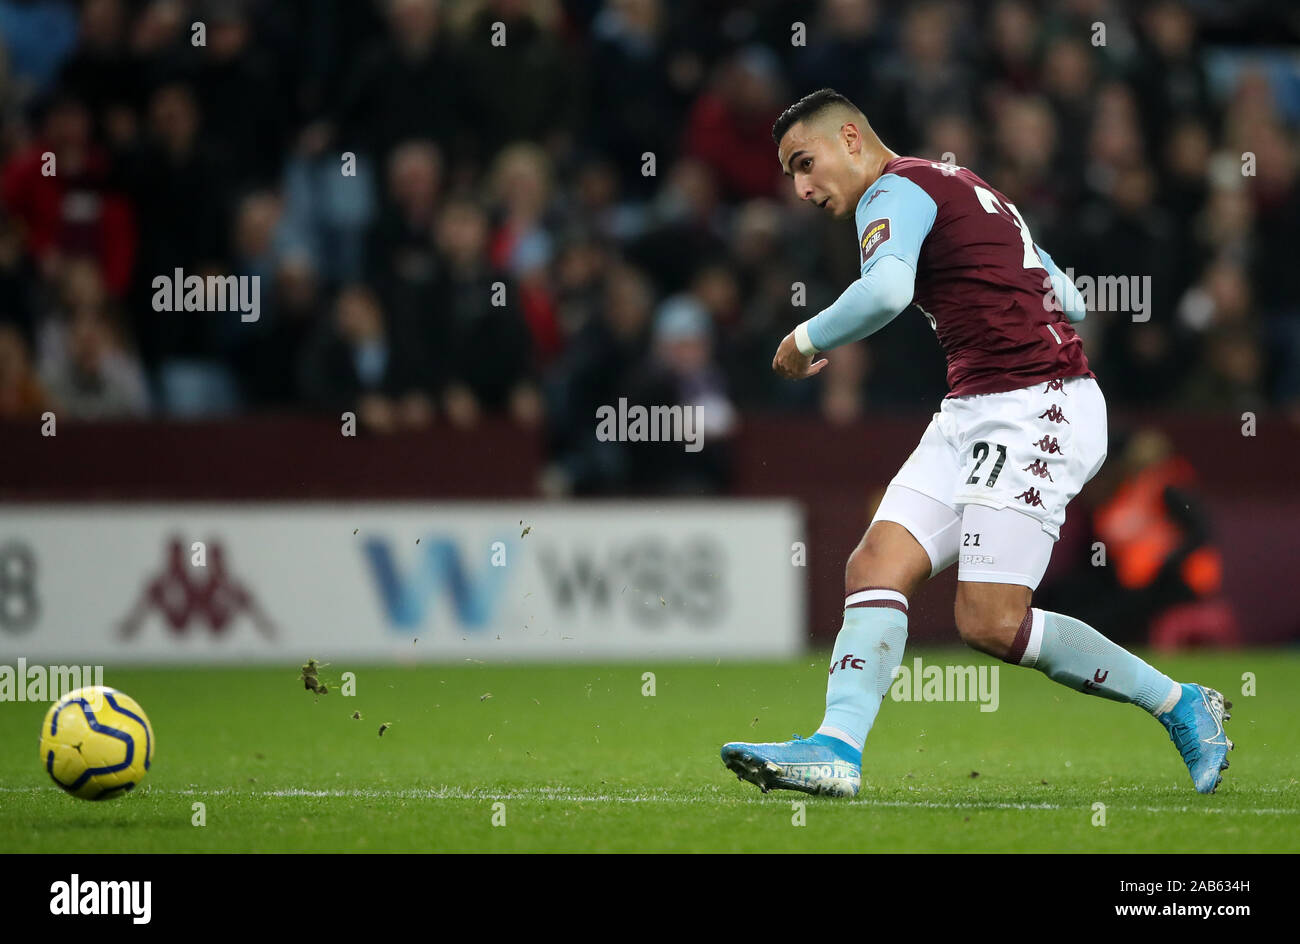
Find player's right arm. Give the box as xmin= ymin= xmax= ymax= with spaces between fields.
xmin=793 ymin=177 xmax=938 ymax=357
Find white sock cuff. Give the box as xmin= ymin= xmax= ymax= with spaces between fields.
xmin=1021 ymin=607 xmax=1046 ymax=668
xmin=816 ymin=725 xmax=864 ymax=752
xmin=1153 ymin=680 xmax=1182 ymax=716
xmin=845 ymin=587 xmax=908 ymax=612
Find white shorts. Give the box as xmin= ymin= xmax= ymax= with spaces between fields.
xmin=871 ymin=375 xmax=1108 ymax=589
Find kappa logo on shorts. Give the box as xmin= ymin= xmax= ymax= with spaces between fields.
xmin=1015 ymin=487 xmax=1046 ymax=508
xmin=1038 ymin=404 xmax=1070 ymax=424
xmin=1032 ymin=434 xmax=1063 ymax=455
xmin=860 ymin=218 xmax=890 ymax=264
xmin=1043 ymin=378 xmax=1066 ymax=394
xmin=1023 ymin=459 xmax=1054 ymax=481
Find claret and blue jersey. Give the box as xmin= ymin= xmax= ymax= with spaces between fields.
xmin=805 ymin=157 xmax=1094 ymax=397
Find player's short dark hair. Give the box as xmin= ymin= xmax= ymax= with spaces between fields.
xmin=771 ymin=88 xmax=863 ymax=144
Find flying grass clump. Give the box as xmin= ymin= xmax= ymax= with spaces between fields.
xmin=298 ymin=658 xmax=335 ymax=698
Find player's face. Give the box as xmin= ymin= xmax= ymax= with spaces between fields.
xmin=779 ymin=122 xmax=856 ymax=219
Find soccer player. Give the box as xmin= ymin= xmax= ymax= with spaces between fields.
xmin=720 ymin=89 xmax=1232 ymax=797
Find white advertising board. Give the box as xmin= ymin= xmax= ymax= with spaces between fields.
xmin=0 ymin=502 xmax=804 ymax=664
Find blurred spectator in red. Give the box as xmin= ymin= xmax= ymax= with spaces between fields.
xmin=0 ymin=93 xmax=135 ymax=295
xmin=487 ymin=142 xmax=562 ymax=361
xmin=684 ymin=45 xmax=786 ymax=202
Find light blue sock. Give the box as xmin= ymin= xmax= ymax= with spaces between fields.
xmin=816 ymin=590 xmax=909 ymax=757
xmin=1005 ymin=608 xmax=1182 ymax=715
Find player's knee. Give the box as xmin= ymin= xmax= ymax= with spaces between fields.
xmin=953 ymin=591 xmax=1025 ymax=659
xmin=845 ymin=526 xmax=924 ymax=597
xmin=844 ymin=534 xmax=879 ymax=591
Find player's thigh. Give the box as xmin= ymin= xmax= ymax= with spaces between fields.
xmin=953 ymin=504 xmax=1048 ymax=655
xmin=955 ymin=503 xmax=1055 ymax=591
xmin=864 ymin=417 xmax=964 ymax=591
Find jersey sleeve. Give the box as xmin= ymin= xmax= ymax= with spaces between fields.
xmin=853 ymin=174 xmax=938 ymax=276
xmin=800 ymin=175 xmax=937 ymax=353
xmin=1035 ymin=245 xmax=1087 ymax=323
xmin=804 ymin=256 xmax=915 ymax=352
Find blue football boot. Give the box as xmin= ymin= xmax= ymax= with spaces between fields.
xmin=721 ymin=733 xmax=861 ymax=797
xmin=1158 ymin=683 xmax=1233 ymax=794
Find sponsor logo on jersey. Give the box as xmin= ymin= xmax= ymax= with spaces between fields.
xmin=864 ymin=188 xmax=889 ymax=208
xmin=860 ymin=218 xmax=890 ymax=264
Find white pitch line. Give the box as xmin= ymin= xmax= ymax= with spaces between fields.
xmin=0 ymin=784 xmax=1295 ymax=815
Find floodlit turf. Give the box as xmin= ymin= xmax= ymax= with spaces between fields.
xmin=1 ymin=649 xmax=1297 ymax=852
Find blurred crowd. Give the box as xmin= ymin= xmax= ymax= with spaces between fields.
xmin=1 ymin=0 xmax=1298 ymax=492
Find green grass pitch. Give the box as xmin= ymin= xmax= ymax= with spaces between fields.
xmin=2 ymin=649 xmax=1297 ymax=852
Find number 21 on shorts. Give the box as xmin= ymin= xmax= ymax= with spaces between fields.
xmin=966 ymin=441 xmax=1007 ymax=487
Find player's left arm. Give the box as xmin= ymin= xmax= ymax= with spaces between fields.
xmin=1035 ymin=245 xmax=1087 ymax=323
xmin=773 ymin=177 xmax=937 ymax=379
